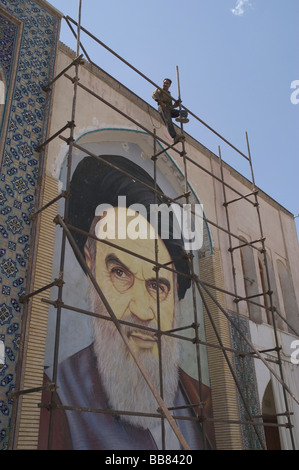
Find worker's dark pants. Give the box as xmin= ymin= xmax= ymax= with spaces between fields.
xmin=159 ymin=106 xmax=188 ymax=139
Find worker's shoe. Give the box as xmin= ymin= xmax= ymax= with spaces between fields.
xmin=175 ymin=116 xmax=189 ymax=123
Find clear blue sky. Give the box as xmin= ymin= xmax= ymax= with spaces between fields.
xmin=48 ymin=0 xmax=299 ymax=235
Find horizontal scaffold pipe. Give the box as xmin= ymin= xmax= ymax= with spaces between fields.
xmin=59 ymin=136 xmax=262 ymax=248
xmin=65 ymin=16 xmax=249 ymax=162
xmin=41 ymin=298 xmax=278 ymax=364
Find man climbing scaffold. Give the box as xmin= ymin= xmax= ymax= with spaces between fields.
xmin=152 ymin=76 xmax=189 ymax=143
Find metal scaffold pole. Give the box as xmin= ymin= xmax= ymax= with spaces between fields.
xmin=9 ymin=0 xmax=299 ymax=451
xmin=46 ymin=0 xmax=83 ymax=450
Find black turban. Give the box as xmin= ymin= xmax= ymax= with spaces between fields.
xmin=68 ymin=155 xmax=191 ymax=300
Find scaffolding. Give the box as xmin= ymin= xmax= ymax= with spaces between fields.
xmin=9 ymin=0 xmax=299 ymax=450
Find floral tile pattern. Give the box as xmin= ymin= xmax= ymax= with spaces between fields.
xmin=0 ymin=0 xmax=60 ymax=449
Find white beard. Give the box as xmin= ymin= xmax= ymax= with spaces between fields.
xmin=90 ymin=284 xmax=181 ymax=431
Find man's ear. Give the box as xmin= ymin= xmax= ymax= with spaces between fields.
xmin=84 ymin=245 xmax=92 ymax=270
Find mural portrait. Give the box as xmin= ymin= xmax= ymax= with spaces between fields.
xmin=38 ymin=131 xmax=215 ymax=450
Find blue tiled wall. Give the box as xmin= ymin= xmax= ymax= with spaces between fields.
xmin=0 ymin=0 xmax=60 ymax=449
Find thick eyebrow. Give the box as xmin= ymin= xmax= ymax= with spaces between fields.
xmin=105 ymin=254 xmax=133 ymax=274
xmin=147 ymin=277 xmax=171 ymax=291
xmin=105 ymin=254 xmax=171 ymax=290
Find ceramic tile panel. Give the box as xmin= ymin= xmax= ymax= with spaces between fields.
xmin=0 ymin=0 xmax=60 ymax=449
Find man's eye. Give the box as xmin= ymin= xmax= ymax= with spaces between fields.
xmin=109 ymin=265 xmax=134 ymax=292
xmin=147 ymin=280 xmax=169 ymax=300
xmin=111 ymin=267 xmax=126 ymax=278
xmin=150 ymin=281 xmax=164 ymax=292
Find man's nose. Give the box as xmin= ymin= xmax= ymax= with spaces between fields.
xmin=129 ymin=283 xmax=155 ymax=322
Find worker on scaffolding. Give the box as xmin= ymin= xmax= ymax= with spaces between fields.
xmin=152 ymin=78 xmax=189 ymax=143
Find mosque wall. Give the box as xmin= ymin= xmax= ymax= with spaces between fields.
xmin=0 ymin=1 xmax=298 ymax=450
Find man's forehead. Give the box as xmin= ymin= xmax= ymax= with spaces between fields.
xmin=94 ymin=207 xmax=171 ymax=259
xmin=98 ymin=238 xmax=173 ymax=276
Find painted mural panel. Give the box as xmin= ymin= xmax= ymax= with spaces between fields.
xmin=38 ymin=131 xmax=215 ymax=450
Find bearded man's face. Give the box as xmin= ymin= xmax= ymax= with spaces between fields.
xmin=85 ymin=207 xmax=180 ymax=429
